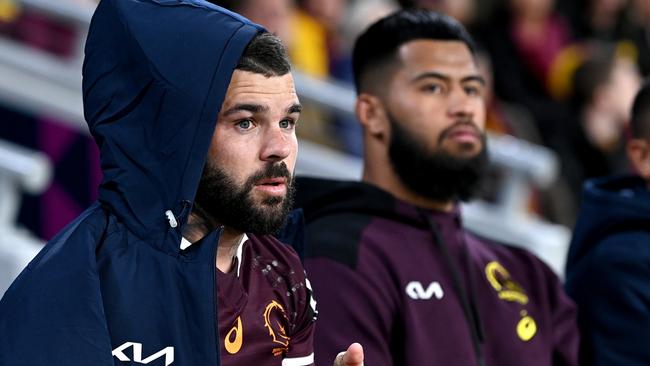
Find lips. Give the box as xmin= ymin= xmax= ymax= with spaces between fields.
xmin=256 ymin=177 xmax=286 ymax=186
xmin=254 ymin=177 xmax=287 ymax=195
xmin=444 ymin=124 xmax=481 ymax=143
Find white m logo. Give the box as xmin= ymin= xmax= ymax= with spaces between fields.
xmin=112 ymin=342 xmax=175 ymax=366
xmin=406 ymin=281 xmax=444 ymax=300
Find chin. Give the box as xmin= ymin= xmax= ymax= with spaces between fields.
xmin=449 ymin=145 xmax=483 ymax=158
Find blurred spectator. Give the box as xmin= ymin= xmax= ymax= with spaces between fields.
xmin=338 ymin=0 xmax=398 ymax=82
xmin=477 ymin=50 xmax=541 ymax=141
xmin=334 ymin=0 xmax=398 ymax=156
xmin=297 ymin=0 xmax=345 ymax=35
xmin=560 ymin=0 xmax=650 ymax=76
xmin=0 ymin=4 xmax=77 ymax=58
xmin=625 ymin=0 xmax=650 ymax=76
xmin=212 ymin=0 xmax=293 ymax=44
xmin=561 ymin=0 xmax=629 ymax=41
xmin=295 ymin=0 xmax=350 ymax=81
xmin=477 ymin=50 xmax=576 ymax=225
xmin=563 ymin=43 xmax=641 ymax=205
xmin=0 ymin=0 xmax=19 ymax=23
xmin=396 ymin=0 xmax=477 ymax=26
xmin=477 ymin=0 xmax=573 ymax=151
xmin=207 ymin=0 xmax=329 ymax=77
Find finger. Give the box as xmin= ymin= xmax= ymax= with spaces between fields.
xmin=333 ymin=351 xmax=345 ymax=366
xmin=342 ymin=343 xmax=364 ymax=365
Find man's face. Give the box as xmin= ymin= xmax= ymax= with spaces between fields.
xmin=383 ymin=40 xmax=488 ymax=202
xmin=195 ymin=70 xmax=300 ymax=235
xmin=604 ymin=57 xmax=641 ymax=124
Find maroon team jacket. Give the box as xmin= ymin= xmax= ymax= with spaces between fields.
xmin=295 ymin=177 xmax=579 ymax=366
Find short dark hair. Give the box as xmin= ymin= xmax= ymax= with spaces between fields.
xmin=236 ymin=32 xmax=291 ymax=77
xmin=352 ymin=9 xmax=477 ymax=94
xmin=397 ymin=0 xmax=416 ymax=8
xmin=631 ymin=79 xmax=650 ymax=139
xmin=570 ymin=44 xmax=617 ymax=109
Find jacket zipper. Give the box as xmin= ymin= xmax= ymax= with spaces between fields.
xmin=421 ymin=210 xmax=485 ymax=366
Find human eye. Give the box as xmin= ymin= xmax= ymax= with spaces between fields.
xmin=421 ymin=83 xmax=444 ymax=94
xmin=235 ymin=119 xmax=254 ymax=130
xmin=464 ymin=83 xmax=484 ymax=97
xmin=279 ymin=118 xmax=296 ymax=130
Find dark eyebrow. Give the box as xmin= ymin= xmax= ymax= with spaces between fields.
xmin=461 ymin=75 xmax=486 ymax=86
xmin=287 ymin=103 xmax=302 ymax=114
xmin=412 ymin=72 xmax=486 ymax=86
xmin=222 ymin=103 xmax=269 ymax=117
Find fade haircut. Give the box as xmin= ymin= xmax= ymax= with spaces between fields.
xmin=352 ymin=9 xmax=477 ymax=94
xmin=631 ymin=79 xmax=650 ymax=139
xmin=236 ymin=32 xmax=291 ymax=77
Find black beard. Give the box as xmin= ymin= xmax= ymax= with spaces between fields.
xmin=387 ymin=112 xmax=489 ymax=203
xmin=194 ymin=162 xmax=295 ymax=235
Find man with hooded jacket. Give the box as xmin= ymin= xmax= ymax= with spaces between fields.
xmin=565 ymin=80 xmax=650 ymax=365
xmin=295 ymin=9 xmax=579 ymax=366
xmin=0 ymin=1 xmax=362 ymax=366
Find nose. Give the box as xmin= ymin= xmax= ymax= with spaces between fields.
xmin=260 ymin=127 xmax=292 ymax=163
xmin=447 ymin=89 xmax=475 ymax=120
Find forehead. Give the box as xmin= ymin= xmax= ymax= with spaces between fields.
xmin=221 ymin=70 xmax=298 ymax=109
xmin=395 ymin=40 xmax=477 ymax=76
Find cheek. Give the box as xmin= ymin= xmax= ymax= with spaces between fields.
xmin=473 ymin=99 xmax=487 ymax=128
xmin=287 ymin=137 xmax=298 ymax=172
xmin=210 ymin=142 xmax=251 ymax=182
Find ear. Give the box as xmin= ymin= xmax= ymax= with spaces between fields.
xmin=356 ymin=93 xmax=389 ymax=141
xmin=627 ymin=138 xmax=650 ymax=180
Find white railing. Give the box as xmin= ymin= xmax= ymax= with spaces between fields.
xmin=0 ymin=139 xmax=51 ymax=297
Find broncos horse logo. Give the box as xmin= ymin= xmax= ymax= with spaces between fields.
xmin=263 ymin=300 xmax=291 ymax=356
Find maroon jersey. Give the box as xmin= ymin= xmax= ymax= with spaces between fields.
xmin=217 ymin=234 xmax=316 ymax=366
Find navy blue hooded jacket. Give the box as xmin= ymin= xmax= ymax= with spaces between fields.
xmin=565 ymin=175 xmax=650 ymax=366
xmin=0 ymin=1 xmax=263 ymax=365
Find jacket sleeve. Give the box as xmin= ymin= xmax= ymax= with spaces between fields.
xmin=306 ymin=257 xmax=397 ymax=366
xmin=546 ymin=268 xmax=580 ymax=366
xmin=567 ymin=234 xmax=650 ymax=366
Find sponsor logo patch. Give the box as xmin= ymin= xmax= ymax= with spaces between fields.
xmin=112 ymin=342 xmax=174 ymax=366
xmin=405 ymin=281 xmax=445 ymax=300
xmin=485 ymin=261 xmax=537 ymax=342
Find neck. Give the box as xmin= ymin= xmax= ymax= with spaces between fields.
xmin=183 ymin=204 xmax=244 ymax=273
xmin=362 ymin=144 xmax=454 ymax=213
xmin=216 ymin=227 xmax=244 ymax=274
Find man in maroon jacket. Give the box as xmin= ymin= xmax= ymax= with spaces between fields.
xmin=296 ymin=9 xmax=579 ymax=366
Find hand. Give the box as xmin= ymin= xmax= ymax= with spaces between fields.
xmin=333 ymin=343 xmax=364 ymax=366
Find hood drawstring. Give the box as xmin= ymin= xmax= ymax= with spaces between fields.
xmin=165 ymin=200 xmax=193 ymax=229
xmin=165 ymin=210 xmax=178 ymax=228
xmin=419 ymin=209 xmax=486 ymax=366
